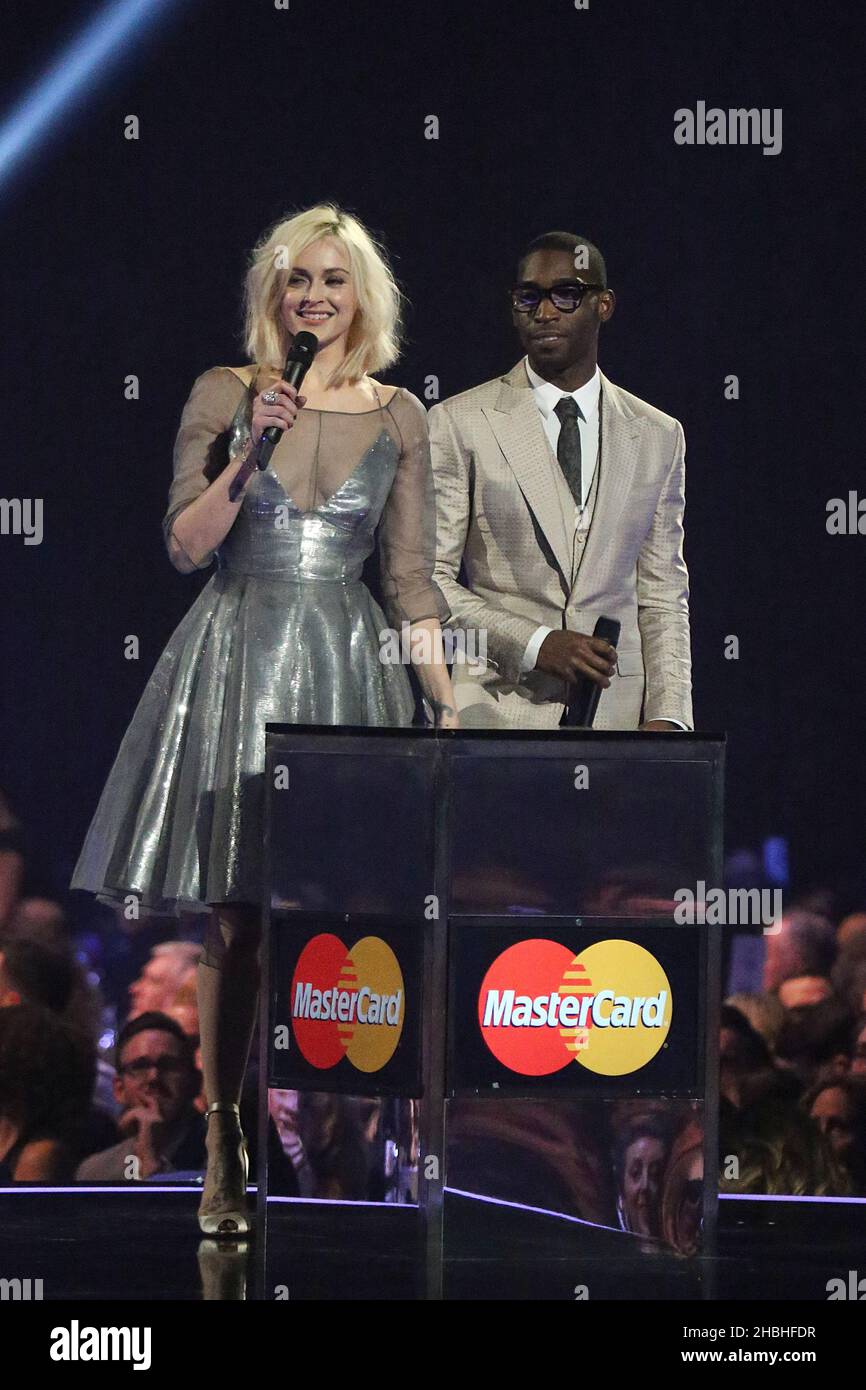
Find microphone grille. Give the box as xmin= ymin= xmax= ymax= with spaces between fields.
xmin=290 ymin=331 xmax=319 ymax=360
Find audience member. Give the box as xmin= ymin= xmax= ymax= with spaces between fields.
xmin=613 ymin=1118 xmax=669 ymax=1242
xmin=777 ymin=975 xmax=833 ymax=1009
xmin=763 ymin=910 xmax=836 ymax=992
xmin=775 ymin=997 xmax=852 ymax=1084
xmin=804 ymin=1076 xmax=866 ymax=1192
xmin=721 ymin=1095 xmax=850 ymax=1197
xmin=0 ymin=790 xmax=24 ymax=932
xmin=128 ymin=942 xmax=201 ymax=1019
xmin=0 ymin=937 xmax=75 ymax=1013
xmin=719 ymin=1004 xmax=777 ymax=1109
xmin=831 ymin=942 xmax=866 ymax=1017
xmin=661 ymin=1117 xmax=703 ymax=1257
xmin=4 ymin=897 xmax=68 ymax=951
xmin=295 ymin=1093 xmax=371 ymax=1200
xmin=76 ymin=1011 xmax=204 ymax=1180
xmin=725 ymin=991 xmax=785 ymax=1053
xmin=0 ymin=1004 xmax=95 ymax=1180
xmin=165 ymin=976 xmax=199 ymax=1039
xmin=0 ymin=931 xmax=116 ymax=1125
xmin=837 ymin=913 xmax=866 ymax=952
xmin=849 ymin=1014 xmax=866 ymax=1078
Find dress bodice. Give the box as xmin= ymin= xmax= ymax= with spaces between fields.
xmin=163 ymin=366 xmax=448 ymax=626
xmin=218 ymin=421 xmax=400 ymax=583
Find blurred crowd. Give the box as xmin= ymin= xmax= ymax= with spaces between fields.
xmin=0 ymin=788 xmax=412 ymax=1195
xmin=3 ymin=784 xmax=866 ymax=1205
xmin=720 ymin=902 xmax=866 ymax=1197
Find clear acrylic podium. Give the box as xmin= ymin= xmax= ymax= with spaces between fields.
xmin=257 ymin=727 xmax=724 ymax=1299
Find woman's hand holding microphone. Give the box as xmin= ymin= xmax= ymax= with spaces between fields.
xmin=250 ymin=378 xmax=306 ymax=445
xmin=228 ymin=379 xmax=307 ymax=504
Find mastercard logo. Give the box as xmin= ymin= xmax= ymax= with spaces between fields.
xmin=478 ymin=938 xmax=672 ymax=1077
xmin=291 ymin=934 xmax=404 ymax=1072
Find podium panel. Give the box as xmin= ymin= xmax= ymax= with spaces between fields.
xmin=260 ymin=727 xmax=724 ymax=1297
xmin=267 ymin=738 xmax=436 ymax=914
xmin=270 ymin=915 xmax=423 ymax=1097
xmin=449 ymin=734 xmax=716 ymax=915
xmin=445 ymin=1095 xmax=705 ymax=1261
xmin=448 ymin=920 xmax=702 ymax=1096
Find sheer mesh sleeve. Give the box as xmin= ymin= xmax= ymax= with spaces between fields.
xmin=163 ymin=367 xmax=249 ymax=570
xmin=378 ymin=390 xmax=450 ymax=627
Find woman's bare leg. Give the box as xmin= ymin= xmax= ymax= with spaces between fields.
xmin=196 ymin=902 xmax=260 ymax=1231
xmin=197 ymin=903 xmax=261 ymax=1106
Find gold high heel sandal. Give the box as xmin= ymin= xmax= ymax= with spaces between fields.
xmin=198 ymin=1102 xmax=251 ymax=1237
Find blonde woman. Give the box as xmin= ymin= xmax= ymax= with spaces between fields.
xmin=71 ymin=205 xmax=458 ymax=1233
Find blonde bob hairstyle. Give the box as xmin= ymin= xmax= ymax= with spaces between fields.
xmin=243 ymin=204 xmax=403 ymax=389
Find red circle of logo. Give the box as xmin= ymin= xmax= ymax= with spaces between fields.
xmin=290 ymin=933 xmax=356 ymax=1069
xmin=478 ymin=939 xmax=592 ymax=1076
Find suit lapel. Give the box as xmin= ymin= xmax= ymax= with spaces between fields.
xmin=571 ymin=372 xmax=644 ymax=599
xmin=482 ymin=361 xmax=572 ymax=582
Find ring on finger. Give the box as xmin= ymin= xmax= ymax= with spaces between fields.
xmin=262 ymin=390 xmax=278 ymax=404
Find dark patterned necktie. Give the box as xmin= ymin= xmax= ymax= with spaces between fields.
xmin=554 ymin=396 xmax=584 ymax=508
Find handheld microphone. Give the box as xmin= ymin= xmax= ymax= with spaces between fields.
xmin=228 ymin=331 xmax=318 ymax=502
xmin=256 ymin=331 xmax=318 ymax=471
xmin=562 ymin=616 xmax=621 ymax=728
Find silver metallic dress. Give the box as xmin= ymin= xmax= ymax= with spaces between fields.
xmin=71 ymin=365 xmax=447 ymax=915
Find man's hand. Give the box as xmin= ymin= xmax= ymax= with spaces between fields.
xmin=640 ymin=719 xmax=682 ymax=731
xmin=118 ymin=1099 xmax=168 ymax=1177
xmin=535 ymin=630 xmax=617 ymax=687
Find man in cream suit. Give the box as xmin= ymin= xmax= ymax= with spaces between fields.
xmin=428 ymin=231 xmax=692 ymax=731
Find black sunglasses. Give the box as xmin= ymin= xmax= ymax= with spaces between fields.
xmin=510 ymin=281 xmax=606 ymax=314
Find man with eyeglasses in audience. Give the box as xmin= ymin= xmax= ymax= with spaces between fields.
xmin=76 ymin=1011 xmax=204 ymax=1180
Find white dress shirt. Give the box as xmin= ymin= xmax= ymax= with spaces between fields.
xmin=525 ymin=356 xmax=601 ymax=508
xmin=520 ymin=359 xmax=600 ymax=674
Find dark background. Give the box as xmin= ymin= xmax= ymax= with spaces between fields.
xmin=0 ymin=0 xmax=862 ymax=908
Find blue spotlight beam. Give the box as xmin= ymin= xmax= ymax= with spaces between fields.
xmin=0 ymin=0 xmax=188 ymax=192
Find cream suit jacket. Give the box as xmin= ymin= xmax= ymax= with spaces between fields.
xmin=428 ymin=361 xmax=693 ymax=730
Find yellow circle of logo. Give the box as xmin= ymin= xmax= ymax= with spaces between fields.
xmin=342 ymin=936 xmax=405 ymax=1073
xmin=573 ymin=940 xmax=672 ymax=1076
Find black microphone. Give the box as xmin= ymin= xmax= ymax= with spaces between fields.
xmin=562 ymin=616 xmax=621 ymax=728
xmin=256 ymin=331 xmax=318 ymax=470
xmin=228 ymin=332 xmax=318 ymax=502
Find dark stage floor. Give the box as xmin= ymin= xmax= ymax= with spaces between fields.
xmin=1 ymin=1188 xmax=863 ymax=1301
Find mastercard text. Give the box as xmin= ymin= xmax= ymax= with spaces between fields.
xmin=293 ymin=982 xmax=403 ymax=1026
xmin=481 ymin=988 xmax=668 ymax=1029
